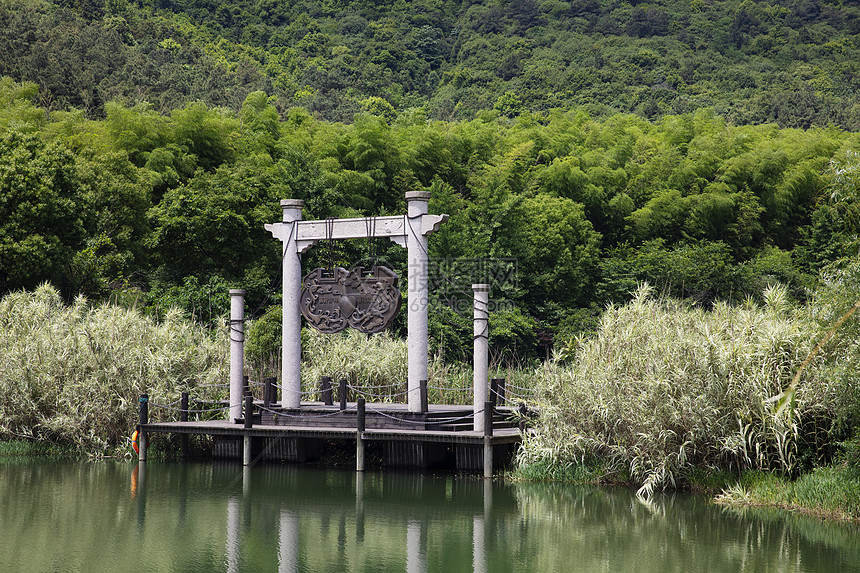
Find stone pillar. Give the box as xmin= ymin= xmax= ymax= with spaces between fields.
xmin=229 ymin=289 xmax=246 ymax=422
xmin=406 ymin=191 xmax=431 ymax=412
xmin=281 ymin=200 xmax=304 ymax=408
xmin=473 ymin=284 xmax=490 ymax=431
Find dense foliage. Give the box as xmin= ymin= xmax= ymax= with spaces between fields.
xmin=2 ymin=72 xmax=858 ymax=358
xmin=4 ymin=0 xmax=860 ymax=129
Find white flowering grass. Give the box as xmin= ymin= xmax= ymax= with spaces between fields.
xmin=0 ymin=284 xmax=228 ymax=455
xmin=519 ymin=285 xmax=837 ymax=497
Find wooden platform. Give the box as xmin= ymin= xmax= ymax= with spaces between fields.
xmin=138 ymin=401 xmax=524 ymax=474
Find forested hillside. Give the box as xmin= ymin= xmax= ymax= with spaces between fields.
xmin=2 ymin=0 xmax=860 ymax=359
xmin=3 ymin=71 xmax=858 ymax=358
xmin=4 ymin=0 xmax=860 ymax=128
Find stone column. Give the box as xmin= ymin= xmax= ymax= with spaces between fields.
xmin=406 ymin=191 xmax=431 ymax=412
xmin=281 ymin=200 xmax=304 ymax=408
xmin=229 ymin=289 xmax=246 ymax=422
xmin=472 ymin=284 xmax=490 ymax=431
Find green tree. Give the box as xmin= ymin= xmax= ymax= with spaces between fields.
xmin=0 ymin=131 xmax=86 ymax=293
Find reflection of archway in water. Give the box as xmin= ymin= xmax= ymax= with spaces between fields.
xmin=45 ymin=463 xmax=860 ymax=572
xmin=219 ymin=468 xmax=500 ymax=573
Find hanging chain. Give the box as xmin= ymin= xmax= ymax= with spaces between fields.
xmin=325 ymin=217 xmax=335 ymax=274
xmin=365 ymin=215 xmax=377 ymax=275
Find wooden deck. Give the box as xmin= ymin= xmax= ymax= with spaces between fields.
xmin=141 ymin=419 xmax=522 ymax=445
xmin=138 ymin=401 xmax=525 ymax=475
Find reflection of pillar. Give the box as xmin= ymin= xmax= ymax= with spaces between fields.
xmin=473 ymin=284 xmax=490 ymax=431
xmin=242 ymin=466 xmax=251 ymax=498
xmin=281 ymin=200 xmax=304 ymax=409
xmin=135 ymin=463 xmax=146 ymax=529
xmin=406 ymin=191 xmax=430 ymax=412
xmin=226 ymin=496 xmax=241 ymax=573
xmin=338 ymin=513 xmax=347 ymax=559
xmin=178 ymin=464 xmax=187 ymax=524
xmin=472 ymin=515 xmax=486 ymax=573
xmin=473 ymin=481 xmax=492 ymax=573
xmin=483 ymin=479 xmax=493 ymax=520
xmin=229 ymin=289 xmax=246 ymax=422
xmin=355 ymin=472 xmax=365 ymax=543
xmin=278 ymin=509 xmax=299 ymax=573
xmin=406 ymin=519 xmax=427 ymax=573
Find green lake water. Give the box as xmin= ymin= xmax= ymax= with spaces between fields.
xmin=1 ymin=460 xmax=859 ymax=572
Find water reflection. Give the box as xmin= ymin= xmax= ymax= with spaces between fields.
xmin=278 ymin=508 xmax=299 ymax=573
xmin=406 ymin=520 xmax=426 ymax=573
xmin=225 ymin=495 xmax=240 ymax=573
xmin=1 ymin=460 xmax=860 ymax=573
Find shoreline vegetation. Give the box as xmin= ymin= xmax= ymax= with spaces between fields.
xmin=4 ymin=277 xmax=860 ymax=522
xmin=511 ymin=274 xmax=860 ymax=522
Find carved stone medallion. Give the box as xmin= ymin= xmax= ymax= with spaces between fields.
xmin=299 ymin=266 xmax=401 ymax=334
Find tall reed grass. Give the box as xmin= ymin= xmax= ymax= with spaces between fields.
xmin=518 ymin=285 xmax=838 ymax=497
xmin=0 ymin=284 xmax=228 ymax=455
xmin=299 ymin=328 xmax=540 ymax=404
xmin=301 ymin=328 xmax=409 ymax=401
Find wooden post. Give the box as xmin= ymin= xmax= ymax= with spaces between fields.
xmin=263 ymin=377 xmax=274 ymax=409
xmin=339 ymin=378 xmax=347 ymax=411
xmin=483 ymin=400 xmax=493 ymax=479
xmin=497 ymin=378 xmax=506 ymax=406
xmin=244 ymin=394 xmax=254 ymax=429
xmin=518 ymin=402 xmax=528 ymax=432
xmin=489 ymin=379 xmax=499 ymax=407
xmin=138 ymin=394 xmax=148 ymax=462
xmin=357 ymin=398 xmax=366 ymax=433
xmin=356 ymin=398 xmax=366 ymax=472
xmin=242 ymin=375 xmax=250 ymax=400
xmin=243 ymin=394 xmax=253 ymax=466
xmin=419 ymin=379 xmax=428 ymax=413
xmin=321 ymin=376 xmax=333 ymax=406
